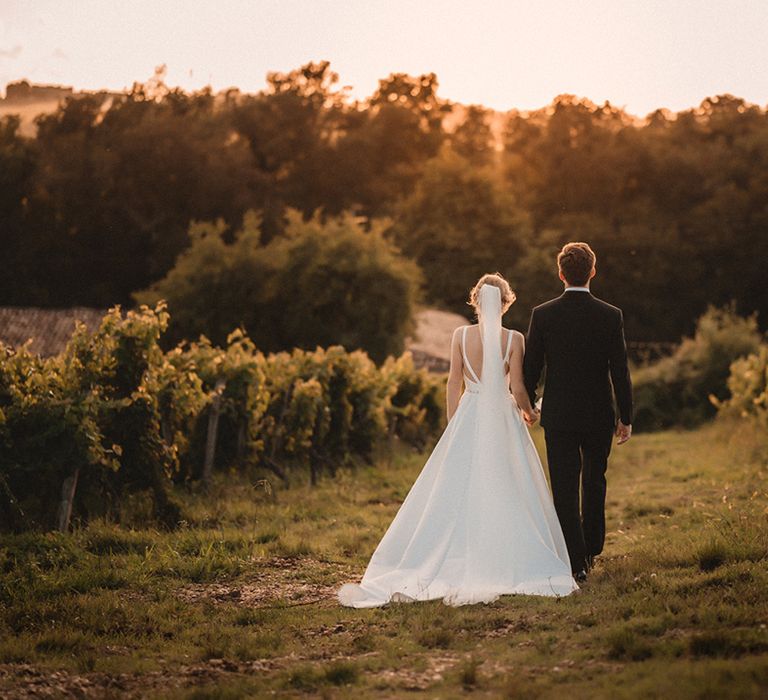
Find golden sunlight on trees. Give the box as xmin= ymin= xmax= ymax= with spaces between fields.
xmin=1 ymin=64 xmax=767 ymax=351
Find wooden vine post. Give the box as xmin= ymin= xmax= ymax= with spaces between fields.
xmin=56 ymin=468 xmax=80 ymax=532
xmin=203 ymin=378 xmax=226 ymax=488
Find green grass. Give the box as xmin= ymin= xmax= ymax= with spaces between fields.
xmin=1 ymin=419 xmax=767 ymax=698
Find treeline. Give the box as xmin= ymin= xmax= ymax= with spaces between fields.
xmin=1 ymin=61 xmax=767 ymax=348
xmin=0 ymin=303 xmax=444 ymax=533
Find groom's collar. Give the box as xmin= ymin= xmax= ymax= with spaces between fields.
xmin=563 ymin=286 xmax=591 ymax=293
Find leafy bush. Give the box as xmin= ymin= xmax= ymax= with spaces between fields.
xmin=259 ymin=346 xmax=388 ymax=485
xmin=135 ymin=209 xmax=422 ymax=363
xmin=632 ymin=306 xmax=763 ymax=431
xmin=0 ymin=344 xmax=120 ymax=532
xmin=0 ymin=303 xmax=180 ymax=531
xmin=716 ymin=345 xmax=768 ymax=429
xmin=171 ymin=330 xmax=268 ymax=481
xmin=0 ymin=305 xmax=444 ymax=532
xmin=381 ymin=351 xmax=443 ymax=449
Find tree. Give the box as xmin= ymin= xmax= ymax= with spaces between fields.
xmin=333 ymin=72 xmax=451 ymax=219
xmin=450 ymin=104 xmax=495 ymax=166
xmin=228 ymin=61 xmax=350 ymax=241
xmin=389 ymin=149 xmax=532 ymax=320
xmin=0 ymin=115 xmax=38 ymax=304
xmin=501 ymin=93 xmax=768 ymax=341
xmin=23 ymin=82 xmax=253 ymax=306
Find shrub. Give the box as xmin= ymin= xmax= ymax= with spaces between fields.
xmin=0 ymin=343 xmax=119 ymax=531
xmin=632 ymin=306 xmax=762 ymax=431
xmin=260 ymin=345 xmax=391 ymax=485
xmin=381 ymin=351 xmax=443 ymax=449
xmin=717 ymin=345 xmax=768 ymax=429
xmin=0 ymin=304 xmax=179 ymax=531
xmin=135 ymin=209 xmax=423 ymax=363
xmin=172 ymin=330 xmax=268 ymax=481
xmin=0 ymin=305 xmax=445 ymax=532
xmin=62 ymin=303 xmax=183 ymax=528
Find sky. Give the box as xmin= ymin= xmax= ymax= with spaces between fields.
xmin=0 ymin=0 xmax=766 ymax=117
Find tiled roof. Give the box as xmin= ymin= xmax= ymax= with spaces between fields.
xmin=0 ymin=307 xmax=107 ymax=357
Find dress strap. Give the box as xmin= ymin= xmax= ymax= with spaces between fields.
xmin=461 ymin=326 xmax=481 ymax=383
xmin=504 ymin=330 xmax=514 ymax=364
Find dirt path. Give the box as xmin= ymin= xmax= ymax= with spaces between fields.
xmin=0 ymin=556 xmax=365 ymax=698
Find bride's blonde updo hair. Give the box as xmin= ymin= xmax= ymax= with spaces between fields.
xmin=467 ymin=272 xmax=516 ymax=315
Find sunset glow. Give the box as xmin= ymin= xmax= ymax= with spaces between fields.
xmin=1 ymin=0 xmax=767 ymax=115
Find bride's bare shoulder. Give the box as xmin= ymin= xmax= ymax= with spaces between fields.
xmin=503 ymin=328 xmax=525 ymax=344
xmin=450 ymin=324 xmax=470 ymax=343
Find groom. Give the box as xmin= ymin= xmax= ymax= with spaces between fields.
xmin=523 ymin=242 xmax=633 ymax=583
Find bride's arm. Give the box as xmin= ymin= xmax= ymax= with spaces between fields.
xmin=508 ymin=332 xmax=537 ymax=420
xmin=445 ymin=327 xmax=464 ymax=422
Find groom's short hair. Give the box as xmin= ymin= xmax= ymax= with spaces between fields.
xmin=558 ymin=242 xmax=596 ymax=286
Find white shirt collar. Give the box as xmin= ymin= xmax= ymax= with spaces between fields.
xmin=564 ymin=286 xmax=591 ymax=293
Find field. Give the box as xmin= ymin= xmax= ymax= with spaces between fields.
xmin=1 ymin=420 xmax=767 ymax=699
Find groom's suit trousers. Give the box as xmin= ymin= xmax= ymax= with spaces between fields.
xmin=543 ymin=427 xmax=613 ymax=573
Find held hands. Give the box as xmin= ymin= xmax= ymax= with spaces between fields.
xmin=522 ymin=407 xmax=540 ymax=427
xmin=615 ymin=420 xmax=632 ymax=445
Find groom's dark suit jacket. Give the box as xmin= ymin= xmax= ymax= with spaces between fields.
xmin=523 ymin=290 xmax=633 ymax=431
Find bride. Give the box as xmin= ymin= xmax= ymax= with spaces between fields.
xmin=337 ymin=274 xmax=578 ymax=607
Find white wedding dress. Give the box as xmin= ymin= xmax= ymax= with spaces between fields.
xmin=337 ymin=284 xmax=577 ymax=608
